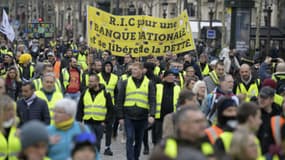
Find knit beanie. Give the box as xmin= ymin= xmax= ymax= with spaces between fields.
xmin=217 ymin=97 xmax=238 ymax=126
xmin=19 ymin=53 xmax=32 ymax=64
xmin=262 ymin=78 xmax=277 ymax=89
xmin=20 ymin=120 xmax=49 ymax=150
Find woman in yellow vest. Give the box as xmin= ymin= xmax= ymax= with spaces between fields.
xmin=0 ymin=95 xmax=21 ymax=160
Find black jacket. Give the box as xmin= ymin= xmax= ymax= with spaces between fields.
xmin=76 ymin=84 xmax=113 ymax=124
xmin=257 ymin=103 xmax=282 ymax=154
xmin=16 ymin=96 xmax=50 ymax=126
xmin=117 ymin=76 xmax=156 ymax=120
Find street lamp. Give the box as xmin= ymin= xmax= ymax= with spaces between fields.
xmin=162 ymin=0 xmax=168 ymax=18
xmin=208 ymin=0 xmax=215 ymax=29
xmin=264 ymin=0 xmax=272 ymax=57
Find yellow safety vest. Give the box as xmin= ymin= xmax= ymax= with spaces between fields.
xmin=0 ymin=126 xmax=21 ymax=160
xmin=84 ymin=74 xmax=90 ymax=87
xmin=164 ymin=138 xmax=214 ymax=158
xmin=274 ymin=94 xmax=284 ymax=107
xmin=98 ymin=73 xmax=118 ymax=104
xmin=0 ymin=48 xmax=8 ymax=55
xmin=179 ymin=72 xmax=184 ymax=87
xmin=235 ymin=79 xmax=260 ymax=102
xmin=33 ymin=78 xmax=62 ymax=92
xmin=209 ymin=71 xmax=219 ymax=85
xmin=19 ymin=65 xmax=34 ymax=80
xmin=35 ymin=90 xmax=63 ymax=124
xmin=49 ymin=41 xmax=57 ymax=48
xmin=155 ymin=84 xmax=180 ymax=119
xmin=61 ymin=68 xmax=82 ymax=89
xmin=154 ymin=66 xmax=161 ymax=76
xmin=220 ymin=131 xmax=262 ymax=157
xmin=77 ymin=53 xmax=87 ymax=71
xmin=121 ymin=74 xmax=128 ymax=81
xmin=124 ymin=76 xmax=150 ymax=109
xmin=83 ymin=89 xmax=107 ymax=121
xmin=199 ymin=63 xmax=210 ymax=77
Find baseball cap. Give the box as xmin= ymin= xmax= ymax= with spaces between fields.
xmin=259 ymin=86 xmax=275 ymax=98
xmin=47 ymin=52 xmax=55 ymax=57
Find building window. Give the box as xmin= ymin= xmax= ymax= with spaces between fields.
xmin=188 ymin=3 xmax=195 ymax=17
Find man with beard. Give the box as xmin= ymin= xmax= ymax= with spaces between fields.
xmin=60 ymin=57 xmax=82 ymax=102
xmin=60 ymin=48 xmax=74 ymax=70
xmin=117 ymin=62 xmax=155 ymax=160
xmin=234 ymin=64 xmax=260 ymax=102
xmin=76 ymin=74 xmax=113 ymax=152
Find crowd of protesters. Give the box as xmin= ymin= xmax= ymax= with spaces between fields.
xmin=1 ymin=32 xmax=285 ymax=160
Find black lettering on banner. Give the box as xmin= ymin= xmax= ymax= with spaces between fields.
xmin=163 ymin=39 xmax=192 ymax=52
xmin=108 ymin=43 xmax=151 ymax=54
xmin=128 ymin=18 xmax=135 ymax=26
xmin=109 ymin=16 xmax=116 ymax=25
xmin=160 ymin=22 xmax=177 ymax=29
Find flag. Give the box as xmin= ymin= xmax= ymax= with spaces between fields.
xmin=0 ymin=9 xmax=15 ymax=42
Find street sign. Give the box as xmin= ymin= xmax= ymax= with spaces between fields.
xmin=207 ymin=29 xmax=216 ymax=39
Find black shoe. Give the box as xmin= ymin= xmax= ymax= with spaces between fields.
xmin=104 ymin=148 xmax=113 ymax=156
xmin=143 ymin=148 xmax=149 ymax=155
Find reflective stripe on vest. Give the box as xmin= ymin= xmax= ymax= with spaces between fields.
xmin=236 ymin=79 xmax=260 ymax=102
xmin=164 ymin=138 xmax=177 ymax=159
xmin=0 ymin=126 xmax=21 ymax=160
xmin=271 ymin=116 xmax=285 ymax=145
xmin=209 ymin=71 xmax=219 ymax=85
xmin=124 ymin=76 xmax=149 ymax=109
xmin=98 ymin=73 xmax=118 ymax=104
xmin=83 ymin=89 xmax=107 ymax=121
xmin=155 ymin=84 xmax=180 ymax=119
xmin=35 ymin=90 xmax=63 ymax=124
xmin=204 ymin=125 xmax=223 ymax=144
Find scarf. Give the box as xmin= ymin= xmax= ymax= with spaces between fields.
xmin=55 ymin=118 xmax=74 ymax=131
xmin=24 ymin=93 xmax=37 ymax=106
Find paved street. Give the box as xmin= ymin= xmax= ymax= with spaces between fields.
xmin=101 ymin=130 xmax=152 ymax=160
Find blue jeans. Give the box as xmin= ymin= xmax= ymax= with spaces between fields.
xmin=124 ymin=118 xmax=148 ymax=160
xmin=64 ymin=91 xmax=80 ymax=103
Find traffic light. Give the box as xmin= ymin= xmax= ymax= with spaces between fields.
xmin=38 ymin=17 xmax=43 ymax=23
